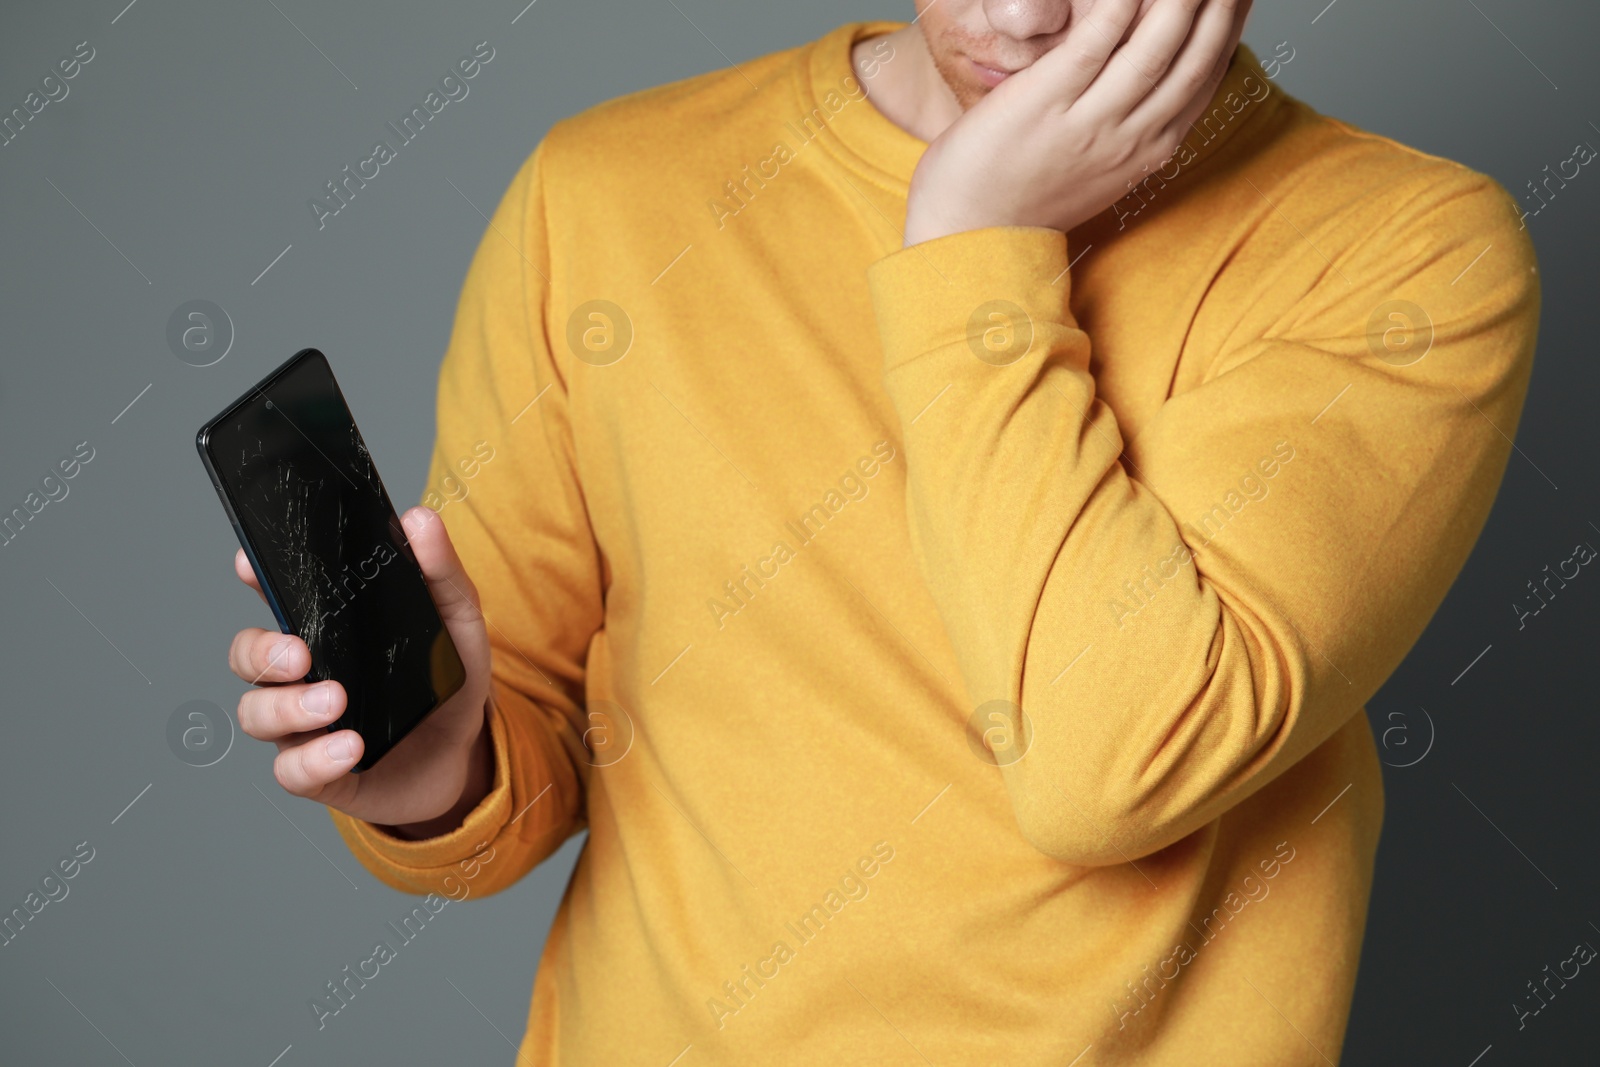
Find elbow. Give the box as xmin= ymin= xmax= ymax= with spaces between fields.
xmin=1007 ymin=779 xmax=1174 ymax=868
xmin=1007 ymin=631 xmax=1293 ymax=866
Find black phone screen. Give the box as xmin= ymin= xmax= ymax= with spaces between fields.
xmin=197 ymin=349 xmax=466 ymax=772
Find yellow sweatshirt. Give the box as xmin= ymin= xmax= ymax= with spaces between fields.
xmin=330 ymin=21 xmax=1539 ymax=1065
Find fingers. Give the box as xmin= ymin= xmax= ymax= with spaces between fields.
xmin=399 ymin=506 xmax=483 ymax=625
xmin=1027 ymin=0 xmax=1145 ymax=108
xmin=238 ymin=679 xmax=347 ymax=741
xmin=228 ymin=628 xmax=310 ymax=685
xmin=234 ymin=548 xmax=267 ymax=605
xmin=1081 ymin=0 xmax=1209 ymax=120
xmin=272 ymin=730 xmax=364 ymax=797
xmin=1134 ymin=0 xmax=1248 ymax=130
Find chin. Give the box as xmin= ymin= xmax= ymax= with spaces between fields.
xmin=926 ymin=47 xmax=991 ymax=111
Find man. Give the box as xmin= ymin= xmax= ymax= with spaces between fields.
xmin=226 ymin=0 xmax=1539 ymax=1062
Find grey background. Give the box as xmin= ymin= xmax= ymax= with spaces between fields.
xmin=0 ymin=1 xmax=1594 ymax=1064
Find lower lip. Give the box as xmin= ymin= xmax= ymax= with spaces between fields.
xmin=970 ymin=60 xmax=1012 ymax=88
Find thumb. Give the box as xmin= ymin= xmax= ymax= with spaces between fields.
xmin=400 ymin=506 xmax=484 ymax=628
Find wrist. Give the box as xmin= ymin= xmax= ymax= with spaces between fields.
xmin=904 ymin=198 xmax=1034 ymax=247
xmin=903 ymin=201 xmax=965 ymax=248
xmin=384 ymin=698 xmax=494 ymax=841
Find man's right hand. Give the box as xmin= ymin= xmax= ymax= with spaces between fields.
xmin=227 ymin=505 xmax=496 ymax=839
xmin=903 ymin=0 xmax=1251 ymax=246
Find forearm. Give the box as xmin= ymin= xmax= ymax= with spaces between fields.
xmin=870 ymin=228 xmax=1306 ymax=860
xmin=868 ymin=205 xmax=1533 ymax=864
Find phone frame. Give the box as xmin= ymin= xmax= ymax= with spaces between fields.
xmin=195 ymin=347 xmax=462 ymax=772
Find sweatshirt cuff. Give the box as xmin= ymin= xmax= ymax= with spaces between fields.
xmin=867 ymin=226 xmax=1076 ymax=374
xmin=329 ymin=689 xmax=515 ymax=882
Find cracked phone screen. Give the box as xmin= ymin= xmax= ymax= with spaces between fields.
xmin=204 ymin=351 xmax=466 ymax=772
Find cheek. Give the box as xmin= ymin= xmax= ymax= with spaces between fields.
xmin=920 ymin=0 xmax=975 ymax=43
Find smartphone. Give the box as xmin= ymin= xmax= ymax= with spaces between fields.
xmin=196 ymin=348 xmax=466 ymax=772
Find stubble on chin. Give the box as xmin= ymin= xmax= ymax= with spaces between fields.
xmin=917 ymin=24 xmax=989 ymax=112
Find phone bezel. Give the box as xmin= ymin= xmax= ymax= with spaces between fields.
xmin=195 ymin=347 xmax=465 ymax=772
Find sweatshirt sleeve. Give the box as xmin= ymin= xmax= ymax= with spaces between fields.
xmin=867 ymin=172 xmax=1540 ymax=866
xmin=328 ymin=139 xmax=600 ymax=897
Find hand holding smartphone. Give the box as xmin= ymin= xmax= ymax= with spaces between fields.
xmin=200 ymin=350 xmax=495 ymax=832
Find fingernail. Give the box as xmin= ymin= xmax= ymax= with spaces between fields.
xmin=272 ymin=637 xmax=296 ymax=667
xmin=301 ymin=682 xmax=333 ymax=719
xmin=326 ymin=734 xmax=356 ymax=762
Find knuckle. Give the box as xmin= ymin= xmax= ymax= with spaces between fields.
xmin=1140 ymin=131 xmax=1175 ymax=166
xmin=1129 ymin=51 xmax=1166 ymax=84
xmin=274 ymin=746 xmax=316 ymax=797
xmin=244 ymin=688 xmax=291 ymax=739
xmin=227 ymin=631 xmax=251 ymax=676
xmin=277 ymin=686 xmax=307 ymax=733
xmin=271 ymin=752 xmax=302 ymax=795
xmin=236 ymin=692 xmax=257 ymax=737
xmin=1069 ymin=44 xmax=1104 ymax=76
xmin=248 ymin=634 xmax=272 ymax=674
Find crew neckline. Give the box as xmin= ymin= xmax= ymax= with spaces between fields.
xmin=796 ymin=20 xmax=1283 ymax=200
